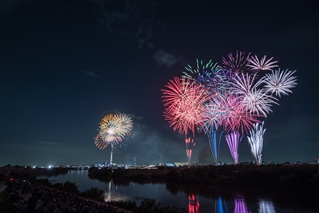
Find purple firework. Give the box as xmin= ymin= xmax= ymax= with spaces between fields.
xmin=234 ymin=196 xmax=252 ymax=213
xmin=225 ymin=131 xmax=242 ymax=164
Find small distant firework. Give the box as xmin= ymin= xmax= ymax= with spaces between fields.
xmin=94 ymin=113 xmax=133 ymax=150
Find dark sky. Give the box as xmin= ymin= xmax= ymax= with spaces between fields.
xmin=1 ymin=0 xmax=319 ymax=166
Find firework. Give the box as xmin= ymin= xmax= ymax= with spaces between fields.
xmin=247 ymin=122 xmax=266 ymax=165
xmin=225 ymin=131 xmax=242 ymax=164
xmin=95 ymin=112 xmax=133 ymax=164
xmin=162 ymin=77 xmax=209 ymax=164
xmin=214 ymin=93 xmax=259 ymax=135
xmin=182 ymin=59 xmax=220 ymax=82
xmin=247 ymin=55 xmax=278 ymax=71
xmin=231 ymin=73 xmax=262 ymax=96
xmin=242 ymin=89 xmax=278 ymax=117
xmin=220 ymin=51 xmax=251 ymax=75
xmin=185 ymin=136 xmax=195 ymax=165
xmin=207 ymin=129 xmax=224 ymax=163
xmin=262 ymin=69 xmax=297 ymax=98
xmin=94 ymin=134 xmax=108 ymax=150
xmin=162 ymin=77 xmax=209 ymax=135
xmin=162 ymin=51 xmax=297 ymax=165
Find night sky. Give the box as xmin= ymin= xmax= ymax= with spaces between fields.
xmin=1 ymin=0 xmax=319 ymax=166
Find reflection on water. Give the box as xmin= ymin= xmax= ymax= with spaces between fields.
xmin=234 ymin=196 xmax=251 ymax=213
xmin=188 ymin=194 xmax=200 ymax=213
xmin=259 ymin=199 xmax=275 ymax=213
xmin=38 ymin=170 xmax=318 ymax=213
xmin=104 ymin=180 xmax=131 ymax=202
xmin=216 ymin=196 xmax=229 ymax=213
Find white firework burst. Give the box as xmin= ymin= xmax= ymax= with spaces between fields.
xmin=231 ymin=73 xmax=263 ymax=95
xmin=247 ymin=55 xmax=278 ymax=71
xmin=263 ymin=69 xmax=297 ymax=97
xmin=242 ymin=89 xmax=278 ymax=117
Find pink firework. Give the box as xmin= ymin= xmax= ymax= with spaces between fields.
xmin=162 ymin=77 xmax=209 ymax=135
xmin=242 ymin=89 xmax=278 ymax=117
xmin=214 ymin=93 xmax=260 ymax=135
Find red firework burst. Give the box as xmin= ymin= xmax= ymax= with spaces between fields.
xmin=162 ymin=77 xmax=209 ymax=135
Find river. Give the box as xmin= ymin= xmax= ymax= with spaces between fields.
xmin=37 ymin=169 xmax=318 ymax=213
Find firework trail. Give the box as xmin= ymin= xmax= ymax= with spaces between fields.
xmin=225 ymin=131 xmax=242 ymax=164
xmin=185 ymin=136 xmax=195 ymax=166
xmin=247 ymin=122 xmax=266 ymax=165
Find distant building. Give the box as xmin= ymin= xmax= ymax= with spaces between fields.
xmin=173 ymin=162 xmax=189 ymax=167
xmin=157 ymin=162 xmax=189 ymax=167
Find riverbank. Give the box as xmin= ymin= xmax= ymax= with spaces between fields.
xmin=0 ymin=167 xmax=188 ymax=213
xmin=1 ymin=177 xmax=133 ymax=213
xmin=2 ymin=163 xmax=319 ymax=194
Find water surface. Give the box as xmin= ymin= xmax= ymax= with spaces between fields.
xmin=37 ymin=170 xmax=319 ymax=213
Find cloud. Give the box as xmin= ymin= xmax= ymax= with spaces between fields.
xmin=136 ymin=20 xmax=154 ymax=49
xmin=81 ymin=101 xmax=90 ymax=105
xmin=1 ymin=0 xmax=158 ymax=49
xmin=129 ymin=114 xmax=143 ymax=120
xmin=0 ymin=0 xmax=25 ymax=13
xmin=82 ymin=70 xmax=99 ymax=78
xmin=92 ymin=0 xmax=157 ymax=49
xmin=153 ymin=50 xmax=178 ymax=68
